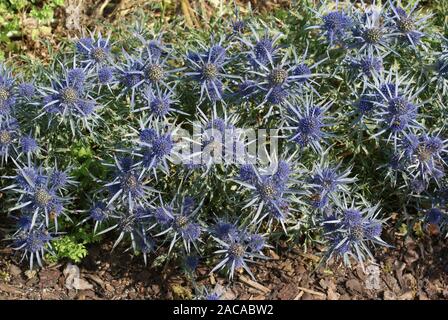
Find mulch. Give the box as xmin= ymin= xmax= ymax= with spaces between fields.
xmin=1 ymin=224 xmax=447 ymax=300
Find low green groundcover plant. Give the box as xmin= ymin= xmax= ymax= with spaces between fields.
xmin=0 ymin=0 xmax=447 ymax=299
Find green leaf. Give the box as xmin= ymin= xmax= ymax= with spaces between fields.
xmin=48 ymin=236 xmax=88 ymax=263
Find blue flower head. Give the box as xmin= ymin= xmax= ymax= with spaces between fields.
xmin=186 ymin=38 xmax=235 ymax=104
xmin=13 ymin=227 xmax=53 ymax=269
xmin=153 ymin=196 xmax=203 ymax=254
xmin=285 ymin=94 xmax=333 ymax=153
xmin=308 ymin=159 xmax=355 ymax=209
xmin=211 ymin=232 xmax=268 ymax=280
xmin=323 ymin=199 xmax=388 ymax=267
xmin=0 ymin=118 xmax=19 ymax=163
xmin=39 ymin=59 xmax=99 ymax=136
xmin=0 ymin=64 xmax=16 ymax=117
xmin=390 ymin=2 xmax=428 ymax=47
xmin=76 ymin=32 xmax=112 ymax=69
xmin=235 ymin=159 xmax=299 ymax=231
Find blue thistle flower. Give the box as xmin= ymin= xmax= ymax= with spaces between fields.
xmin=390 ymin=2 xmax=429 ymax=47
xmin=210 ymin=219 xmax=241 ymax=242
xmin=13 ymin=227 xmax=53 ymax=269
xmin=132 ymin=121 xmax=180 ymax=177
xmin=117 ymin=41 xmax=180 ymax=108
xmin=0 ymin=64 xmax=16 ymax=117
xmin=308 ymin=160 xmax=356 ymax=209
xmin=347 ymin=54 xmax=383 ymax=79
xmin=20 ymin=135 xmax=38 ymax=155
xmin=232 ymin=20 xmax=245 ymax=34
xmin=76 ymin=32 xmax=112 ymax=69
xmin=288 ymin=48 xmax=327 ymax=96
xmin=18 ymin=82 xmax=35 ymax=100
xmin=322 ymin=11 xmax=352 ymax=46
xmin=210 ymin=233 xmax=267 ymax=280
xmin=397 ymin=132 xmax=447 ymax=183
xmin=49 ymin=168 xmax=70 ymax=190
xmin=236 ymin=80 xmax=257 ymax=101
xmin=153 ymin=196 xmax=203 ymax=253
xmin=239 ymin=163 xmax=257 ymax=183
xmin=76 ymin=37 xmax=93 ymax=55
xmin=185 ymin=39 xmax=236 ymax=104
xmin=351 ymin=5 xmax=395 ymax=55
xmin=0 ymin=118 xmax=19 ymax=163
xmin=97 ymin=66 xmax=114 ymax=84
xmin=246 ymin=233 xmax=266 ymax=252
xmin=239 ymin=25 xmax=282 ymax=67
xmin=323 ymin=199 xmax=388 ymax=267
xmin=90 ymin=201 xmax=109 ymax=223
xmin=355 ymin=94 xmax=377 ymax=119
xmin=4 ymin=161 xmax=73 ymax=231
xmin=105 ymin=156 xmax=155 ymax=209
xmin=188 ymin=110 xmax=248 ymax=173
xmin=285 ymin=94 xmax=333 ymax=153
xmin=370 ymin=72 xmax=422 ymax=139
xmin=134 ymin=87 xmax=182 ymax=119
xmin=39 ymin=60 xmax=99 ymax=135
xmin=246 ymin=52 xmax=295 ymax=109
xmin=235 ymin=159 xmax=300 ymax=231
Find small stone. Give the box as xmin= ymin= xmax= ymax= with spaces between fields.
xmin=282 ymin=261 xmax=294 ymax=274
xmin=301 ymin=292 xmax=315 ymax=300
xmin=418 ymin=292 xmax=429 ymax=300
xmin=76 ymin=290 xmax=98 ymax=300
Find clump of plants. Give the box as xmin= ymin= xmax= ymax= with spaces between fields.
xmin=0 ymin=0 xmax=447 ymax=288
xmin=0 ymin=0 xmax=65 ymax=60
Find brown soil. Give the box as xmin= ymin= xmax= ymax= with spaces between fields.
xmin=1 ymin=224 xmax=447 ymax=300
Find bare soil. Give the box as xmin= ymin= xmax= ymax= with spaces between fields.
xmin=1 ymin=222 xmax=447 ymax=300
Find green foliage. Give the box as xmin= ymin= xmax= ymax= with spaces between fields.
xmin=46 ymin=227 xmax=100 ymax=263
xmin=46 ymin=236 xmax=87 ymax=263
xmin=0 ymin=0 xmax=64 ymax=59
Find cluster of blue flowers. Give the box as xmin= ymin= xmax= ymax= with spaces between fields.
xmin=0 ymin=1 xmax=447 ymax=283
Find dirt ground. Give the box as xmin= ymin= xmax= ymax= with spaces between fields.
xmin=1 ymin=222 xmax=447 ymax=300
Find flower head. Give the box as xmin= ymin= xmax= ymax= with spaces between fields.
xmin=211 ymin=231 xmax=268 ymax=280
xmin=76 ymin=32 xmax=112 ymax=69
xmin=39 ymin=60 xmax=99 ymax=136
xmin=308 ymin=160 xmax=355 ymax=209
xmin=13 ymin=227 xmax=53 ymax=269
xmin=0 ymin=64 xmax=16 ymax=117
xmin=235 ymin=159 xmax=299 ymax=231
xmin=390 ymin=2 xmax=429 ymax=47
xmin=186 ymin=39 xmax=234 ymax=104
xmin=285 ymin=94 xmax=333 ymax=153
xmin=323 ymin=199 xmax=388 ymax=267
xmin=153 ymin=196 xmax=203 ymax=253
